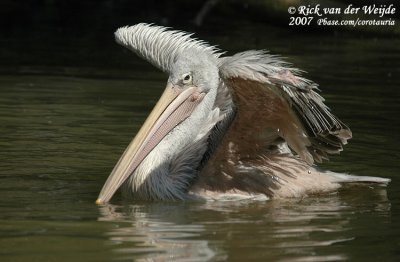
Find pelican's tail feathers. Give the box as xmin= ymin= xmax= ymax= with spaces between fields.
xmin=325 ymin=171 xmax=391 ymax=185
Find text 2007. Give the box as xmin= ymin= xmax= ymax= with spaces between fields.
xmin=289 ymin=17 xmax=313 ymax=26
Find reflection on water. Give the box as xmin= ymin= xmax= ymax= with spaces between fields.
xmin=99 ymin=204 xmax=216 ymax=261
xmin=95 ymin=186 xmax=390 ymax=262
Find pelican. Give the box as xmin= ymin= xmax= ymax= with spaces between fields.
xmin=96 ymin=23 xmax=389 ymax=204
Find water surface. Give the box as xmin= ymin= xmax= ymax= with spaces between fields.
xmin=1 ymin=25 xmax=399 ymax=261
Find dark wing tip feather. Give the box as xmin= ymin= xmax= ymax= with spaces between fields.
xmin=279 ymin=78 xmax=352 ymax=162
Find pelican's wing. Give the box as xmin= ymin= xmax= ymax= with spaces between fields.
xmin=217 ymin=50 xmax=352 ymax=165
xmin=115 ymin=23 xmax=222 ymax=73
xmin=192 ymin=50 xmax=352 ymax=198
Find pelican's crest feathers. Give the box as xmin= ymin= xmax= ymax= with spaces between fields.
xmin=115 ymin=23 xmax=222 ymax=73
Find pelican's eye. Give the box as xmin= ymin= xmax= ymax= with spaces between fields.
xmin=182 ymin=73 xmax=192 ymax=85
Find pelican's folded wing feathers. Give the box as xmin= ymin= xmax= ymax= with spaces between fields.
xmin=218 ymin=50 xmax=352 ymax=165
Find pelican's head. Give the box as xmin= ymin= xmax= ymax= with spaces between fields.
xmin=96 ymin=49 xmax=220 ymax=203
xmin=168 ymin=49 xmax=219 ymax=93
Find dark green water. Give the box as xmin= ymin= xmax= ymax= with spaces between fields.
xmin=1 ymin=24 xmax=400 ymax=261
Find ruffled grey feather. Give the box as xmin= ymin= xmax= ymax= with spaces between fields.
xmin=115 ymin=23 xmax=222 ymax=73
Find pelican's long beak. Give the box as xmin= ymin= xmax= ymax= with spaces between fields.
xmin=96 ymin=83 xmax=205 ymax=204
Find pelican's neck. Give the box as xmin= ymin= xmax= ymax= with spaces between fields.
xmin=123 ymin=87 xmax=219 ymax=200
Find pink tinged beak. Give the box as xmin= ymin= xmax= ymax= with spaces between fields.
xmin=96 ymin=83 xmax=205 ymax=204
